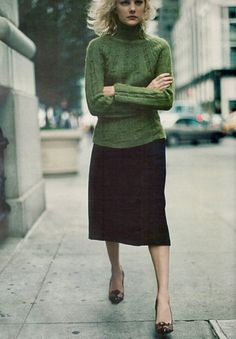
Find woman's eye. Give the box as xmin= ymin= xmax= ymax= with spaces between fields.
xmin=120 ymin=0 xmax=129 ymax=5
xmin=119 ymin=0 xmax=144 ymax=5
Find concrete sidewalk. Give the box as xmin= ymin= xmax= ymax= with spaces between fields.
xmin=0 ymin=135 xmax=235 ymax=339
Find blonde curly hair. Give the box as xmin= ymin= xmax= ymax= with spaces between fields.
xmin=87 ymin=0 xmax=156 ymax=36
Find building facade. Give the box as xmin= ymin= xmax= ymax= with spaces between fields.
xmin=157 ymin=0 xmax=179 ymax=46
xmin=172 ymin=0 xmax=236 ymax=116
xmin=0 ymin=0 xmax=46 ymax=237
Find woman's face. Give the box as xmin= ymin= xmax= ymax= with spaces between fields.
xmin=115 ymin=0 xmax=146 ymax=26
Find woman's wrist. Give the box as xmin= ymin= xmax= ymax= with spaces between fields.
xmin=103 ymin=86 xmax=115 ymax=97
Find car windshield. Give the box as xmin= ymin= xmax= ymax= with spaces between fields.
xmin=175 ymin=118 xmax=208 ymax=127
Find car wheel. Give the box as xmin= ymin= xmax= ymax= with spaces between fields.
xmin=191 ymin=139 xmax=199 ymax=145
xmin=167 ymin=134 xmax=180 ymax=146
xmin=211 ymin=135 xmax=220 ymax=144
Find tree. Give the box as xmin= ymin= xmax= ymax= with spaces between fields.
xmin=19 ymin=0 xmax=92 ymax=112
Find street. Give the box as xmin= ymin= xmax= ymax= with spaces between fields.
xmin=0 ymin=134 xmax=235 ymax=339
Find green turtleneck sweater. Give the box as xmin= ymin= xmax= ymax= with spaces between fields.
xmin=85 ymin=21 xmax=175 ymax=148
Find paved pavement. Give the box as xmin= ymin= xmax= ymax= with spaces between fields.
xmin=0 ymin=134 xmax=235 ymax=339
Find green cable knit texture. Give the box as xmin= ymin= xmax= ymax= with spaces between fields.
xmin=85 ymin=20 xmax=175 ymax=148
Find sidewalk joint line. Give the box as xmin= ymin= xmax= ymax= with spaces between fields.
xmin=14 ymin=231 xmax=66 ymax=339
xmin=209 ymin=320 xmax=228 ymax=339
xmin=2 ymin=319 xmax=214 ymax=325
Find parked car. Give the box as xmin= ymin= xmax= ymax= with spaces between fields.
xmin=200 ymin=113 xmax=225 ymax=130
xmin=223 ymin=111 xmax=236 ymax=137
xmin=159 ymin=113 xmax=225 ymax=146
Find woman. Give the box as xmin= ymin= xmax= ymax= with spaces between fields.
xmin=85 ymin=0 xmax=174 ymax=334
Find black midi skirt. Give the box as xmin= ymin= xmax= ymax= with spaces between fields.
xmin=88 ymin=138 xmax=171 ymax=246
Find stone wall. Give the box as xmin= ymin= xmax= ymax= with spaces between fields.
xmin=0 ymin=0 xmax=46 ymax=236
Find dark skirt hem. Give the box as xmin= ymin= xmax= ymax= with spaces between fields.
xmin=88 ymin=235 xmax=171 ymax=247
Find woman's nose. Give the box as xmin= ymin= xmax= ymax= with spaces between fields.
xmin=129 ymin=7 xmax=136 ymax=13
xmin=129 ymin=2 xmax=136 ymax=12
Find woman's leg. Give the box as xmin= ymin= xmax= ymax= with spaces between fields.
xmin=105 ymin=241 xmax=124 ymax=292
xmin=148 ymin=245 xmax=172 ymax=323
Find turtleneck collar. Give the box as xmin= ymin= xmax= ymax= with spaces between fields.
xmin=113 ymin=19 xmax=145 ymax=41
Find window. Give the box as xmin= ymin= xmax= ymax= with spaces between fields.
xmin=228 ymin=7 xmax=236 ymax=19
xmin=230 ymin=23 xmax=236 ymax=42
xmin=186 ymin=119 xmax=201 ymax=127
xmin=176 ymin=118 xmax=200 ymax=127
xmin=228 ymin=7 xmax=236 ymax=67
xmin=176 ymin=119 xmax=189 ymax=126
xmin=176 ymin=118 xmax=207 ymax=128
xmin=229 ymin=100 xmax=236 ymax=112
xmin=230 ymin=47 xmax=236 ymax=67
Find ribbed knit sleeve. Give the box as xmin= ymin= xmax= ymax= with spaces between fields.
xmin=85 ymin=39 xmax=115 ymax=117
xmin=114 ymin=41 xmax=174 ymax=110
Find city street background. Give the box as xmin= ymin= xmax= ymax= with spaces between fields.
xmin=0 ymin=135 xmax=235 ymax=338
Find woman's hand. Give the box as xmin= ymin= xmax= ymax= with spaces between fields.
xmin=147 ymin=73 xmax=173 ymax=91
xmin=102 ymin=74 xmax=172 ymax=96
xmin=103 ymin=86 xmax=115 ymax=96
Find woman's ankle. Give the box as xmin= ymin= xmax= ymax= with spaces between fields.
xmin=157 ymin=291 xmax=170 ymax=303
xmin=111 ymin=264 xmax=122 ymax=275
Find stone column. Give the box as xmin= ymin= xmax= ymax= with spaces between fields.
xmin=0 ymin=0 xmax=46 ymax=236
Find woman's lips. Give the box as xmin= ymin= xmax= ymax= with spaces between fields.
xmin=127 ymin=16 xmax=138 ymax=19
